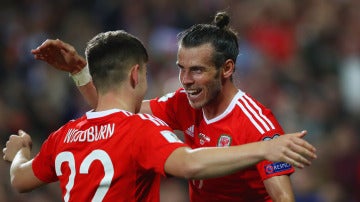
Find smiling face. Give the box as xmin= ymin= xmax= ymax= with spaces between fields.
xmin=177 ymin=43 xmax=222 ymax=109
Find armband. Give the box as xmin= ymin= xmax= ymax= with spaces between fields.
xmin=70 ymin=65 xmax=92 ymax=86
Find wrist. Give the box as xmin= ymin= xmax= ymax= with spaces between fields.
xmin=258 ymin=141 xmax=268 ymax=161
xmin=18 ymin=146 xmax=32 ymax=160
xmin=70 ymin=58 xmax=87 ymax=74
xmin=70 ymin=64 xmax=92 ymax=86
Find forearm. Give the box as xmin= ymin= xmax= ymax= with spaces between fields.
xmin=166 ymin=142 xmax=266 ymax=179
xmin=264 ymin=175 xmax=295 ymax=202
xmin=166 ymin=131 xmax=316 ymax=179
xmin=10 ymin=147 xmax=33 ymax=191
xmin=186 ymin=142 xmax=265 ymax=179
xmin=78 ymin=81 xmax=98 ymax=108
xmin=70 ymin=65 xmax=98 ymax=108
xmin=4 ymin=131 xmax=44 ymax=192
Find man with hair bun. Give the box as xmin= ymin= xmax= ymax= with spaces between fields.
xmin=150 ymin=11 xmax=299 ymax=202
xmin=31 ymin=11 xmax=315 ymax=202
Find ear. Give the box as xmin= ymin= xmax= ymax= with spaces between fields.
xmin=130 ymin=64 xmax=140 ymax=88
xmin=222 ymin=59 xmax=235 ymax=79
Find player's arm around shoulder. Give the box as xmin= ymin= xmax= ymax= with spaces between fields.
xmin=3 ymin=130 xmax=45 ymax=192
xmin=164 ymin=143 xmax=266 ymax=180
xmin=164 ymin=131 xmax=317 ymax=180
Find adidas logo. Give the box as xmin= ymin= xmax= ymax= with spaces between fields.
xmin=185 ymin=125 xmax=194 ymax=137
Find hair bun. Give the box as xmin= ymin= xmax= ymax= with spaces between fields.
xmin=213 ymin=11 xmax=230 ymax=29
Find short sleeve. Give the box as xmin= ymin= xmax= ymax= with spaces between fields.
xmin=132 ymin=116 xmax=187 ymax=176
xmin=32 ymin=133 xmax=58 ymax=183
xmin=256 ymin=133 xmax=295 ymax=180
xmin=149 ymin=89 xmax=184 ymax=130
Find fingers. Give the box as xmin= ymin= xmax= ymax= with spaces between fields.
xmin=283 ymin=156 xmax=305 ymax=169
xmin=31 ymin=39 xmax=69 ymax=57
xmin=287 ymin=130 xmax=307 ymax=139
xmin=283 ymin=147 xmax=312 ymax=169
xmin=285 ymin=137 xmax=317 ymax=169
xmin=3 ymin=148 xmax=12 ymax=162
xmin=2 ymin=131 xmax=32 ymax=162
xmin=32 ymin=39 xmax=57 ymax=53
xmin=284 ymin=131 xmax=317 ymax=157
xmin=289 ymin=134 xmax=317 ymax=157
xmin=295 ymin=139 xmax=316 ymax=155
xmin=30 ymin=38 xmax=84 ymax=71
xmin=19 ymin=129 xmax=28 ymax=137
xmin=2 ymin=147 xmax=7 ymax=161
xmin=18 ymin=130 xmax=32 ymax=149
xmin=3 ymin=134 xmax=20 ymax=162
xmin=271 ymin=131 xmax=317 ymax=169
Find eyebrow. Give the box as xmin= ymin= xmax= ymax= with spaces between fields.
xmin=176 ymin=62 xmax=184 ymax=69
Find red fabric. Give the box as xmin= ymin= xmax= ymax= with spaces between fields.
xmin=150 ymin=88 xmax=294 ymax=202
xmin=32 ymin=109 xmax=186 ymax=202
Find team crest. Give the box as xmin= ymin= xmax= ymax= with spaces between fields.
xmin=217 ymin=135 xmax=232 ymax=147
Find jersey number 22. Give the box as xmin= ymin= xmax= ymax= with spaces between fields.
xmin=55 ymin=150 xmax=114 ymax=202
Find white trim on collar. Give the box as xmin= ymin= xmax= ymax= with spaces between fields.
xmin=86 ymin=109 xmax=132 ymax=119
xmin=203 ymin=90 xmax=245 ymax=124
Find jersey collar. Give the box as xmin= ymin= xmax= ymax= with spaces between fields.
xmin=86 ymin=109 xmax=131 ymax=119
xmin=203 ymin=90 xmax=245 ymax=124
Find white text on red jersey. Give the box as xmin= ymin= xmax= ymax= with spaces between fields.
xmin=64 ymin=123 xmax=115 ymax=143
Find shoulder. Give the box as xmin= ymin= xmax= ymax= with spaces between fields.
xmin=130 ymin=113 xmax=182 ymax=143
xmin=154 ymin=88 xmax=187 ymax=102
xmin=149 ymin=88 xmax=192 ymax=116
xmin=132 ymin=113 xmax=170 ymax=127
xmin=42 ymin=117 xmax=84 ymax=144
xmin=234 ymin=91 xmax=282 ymax=135
xmin=235 ymin=91 xmax=270 ymax=112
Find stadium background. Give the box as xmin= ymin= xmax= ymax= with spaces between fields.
xmin=0 ymin=0 xmax=359 ymax=201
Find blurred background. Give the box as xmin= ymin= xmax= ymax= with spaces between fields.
xmin=1 ymin=0 xmax=359 ymax=201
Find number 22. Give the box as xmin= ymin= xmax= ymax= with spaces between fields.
xmin=55 ymin=150 xmax=114 ymax=202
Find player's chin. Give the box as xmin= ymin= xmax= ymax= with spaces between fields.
xmin=188 ymin=99 xmax=205 ymax=109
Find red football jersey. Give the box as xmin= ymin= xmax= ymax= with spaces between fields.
xmin=32 ymin=109 xmax=186 ymax=202
xmin=150 ymin=88 xmax=294 ymax=202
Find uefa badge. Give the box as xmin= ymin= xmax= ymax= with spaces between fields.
xmin=217 ymin=135 xmax=232 ymax=147
xmin=265 ymin=164 xmax=274 ymax=174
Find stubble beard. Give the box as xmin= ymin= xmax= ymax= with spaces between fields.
xmin=188 ymin=76 xmax=222 ymax=110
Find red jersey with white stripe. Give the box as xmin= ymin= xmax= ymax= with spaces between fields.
xmin=32 ymin=109 xmax=186 ymax=202
xmin=150 ymin=88 xmax=294 ymax=202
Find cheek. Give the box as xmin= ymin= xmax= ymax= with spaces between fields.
xmin=204 ymin=76 xmax=222 ymax=93
xmin=198 ymin=73 xmax=217 ymax=86
xmin=178 ymin=72 xmax=183 ymax=83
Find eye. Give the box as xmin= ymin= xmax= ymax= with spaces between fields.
xmin=191 ymin=67 xmax=202 ymax=73
xmin=178 ymin=66 xmax=185 ymax=74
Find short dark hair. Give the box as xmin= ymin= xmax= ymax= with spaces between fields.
xmin=177 ymin=11 xmax=239 ymax=68
xmin=85 ymin=30 xmax=148 ymax=93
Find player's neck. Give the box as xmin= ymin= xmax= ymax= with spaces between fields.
xmin=202 ymin=82 xmax=238 ymax=120
xmin=96 ymin=92 xmax=136 ymax=113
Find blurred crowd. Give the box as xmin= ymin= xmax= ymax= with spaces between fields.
xmin=1 ymin=0 xmax=359 ymax=201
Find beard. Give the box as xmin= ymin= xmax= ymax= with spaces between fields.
xmin=187 ymin=71 xmax=222 ymax=109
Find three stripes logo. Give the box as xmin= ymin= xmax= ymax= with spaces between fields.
xmin=185 ymin=125 xmax=195 ymax=137
xmin=237 ymin=95 xmax=275 ymax=134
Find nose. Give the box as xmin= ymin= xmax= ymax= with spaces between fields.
xmin=179 ymin=70 xmax=194 ymax=86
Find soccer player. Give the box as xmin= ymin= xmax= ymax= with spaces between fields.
xmin=4 ymin=30 xmax=316 ymax=202
xmin=31 ymin=12 xmax=317 ymax=202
